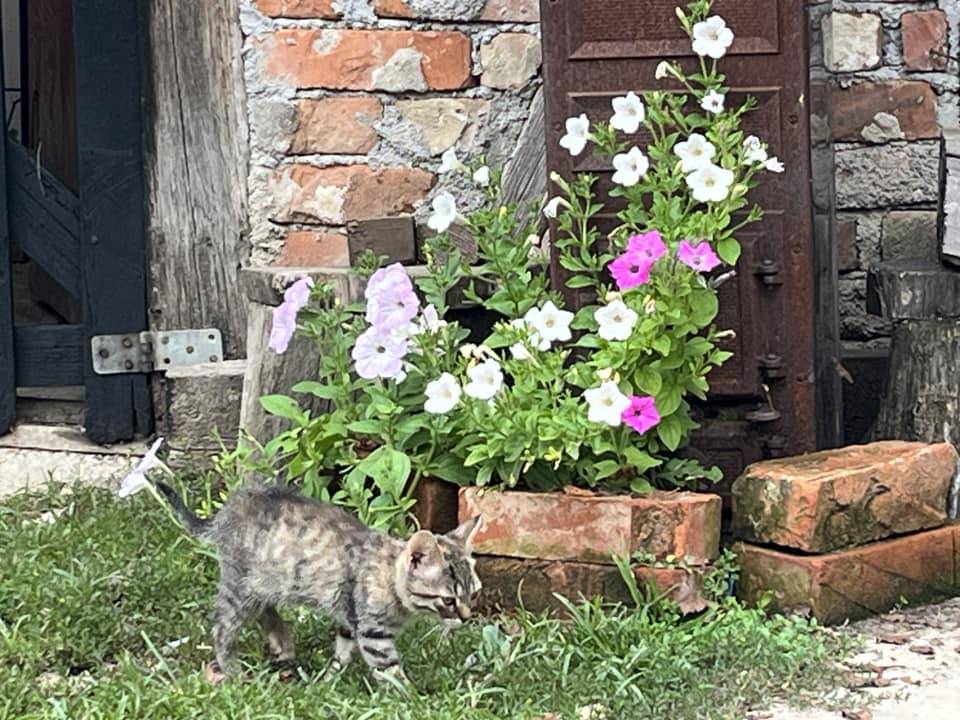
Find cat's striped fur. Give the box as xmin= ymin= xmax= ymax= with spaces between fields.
xmin=157 ymin=481 xmax=481 ymax=681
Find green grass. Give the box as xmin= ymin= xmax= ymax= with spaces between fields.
xmin=0 ymin=486 xmax=851 ymax=720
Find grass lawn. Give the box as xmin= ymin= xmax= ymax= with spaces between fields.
xmin=0 ymin=485 xmax=852 ymax=720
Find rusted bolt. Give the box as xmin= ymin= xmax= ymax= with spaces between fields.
xmin=124 ymin=360 xmax=134 ymax=370
xmin=121 ymin=337 xmax=133 ymax=348
xmin=98 ymin=348 xmax=109 ymax=359
xmin=186 ymin=345 xmax=194 ymax=354
xmin=209 ymin=355 xmax=219 ymax=363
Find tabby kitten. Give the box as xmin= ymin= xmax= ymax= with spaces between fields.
xmin=156 ymin=481 xmax=482 ymax=681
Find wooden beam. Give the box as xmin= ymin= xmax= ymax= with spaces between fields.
xmin=0 ymin=58 xmax=14 ymax=433
xmin=74 ymin=0 xmax=153 ymax=443
xmin=5 ymin=139 xmax=81 ymax=297
xmin=14 ymin=324 xmax=84 ymax=387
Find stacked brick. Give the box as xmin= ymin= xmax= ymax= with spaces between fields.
xmin=459 ymin=488 xmax=723 ymax=614
xmin=240 ymin=0 xmax=542 ymax=268
xmin=732 ymin=441 xmax=960 ymax=624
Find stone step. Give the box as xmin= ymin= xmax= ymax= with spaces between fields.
xmin=732 ymin=441 xmax=957 ymax=553
xmin=156 ymin=359 xmax=246 ymax=451
xmin=735 ymin=523 xmax=960 ymax=625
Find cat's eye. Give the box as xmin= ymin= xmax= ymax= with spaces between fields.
xmin=442 ymin=597 xmax=456 ymax=607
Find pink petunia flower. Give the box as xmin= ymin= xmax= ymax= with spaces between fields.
xmin=609 ymin=251 xmax=653 ymax=291
xmin=351 ymin=326 xmax=408 ymax=380
xmin=677 ymin=240 xmax=722 ymax=273
xmin=626 ymin=231 xmax=667 ymax=264
xmin=622 ymin=395 xmax=661 ymax=434
xmin=268 ymin=302 xmax=298 ymax=354
xmin=365 ymin=263 xmax=411 ymax=300
xmin=366 ymin=284 xmax=420 ymax=329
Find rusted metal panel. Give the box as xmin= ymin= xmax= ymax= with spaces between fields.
xmin=541 ymin=0 xmax=816 ymax=476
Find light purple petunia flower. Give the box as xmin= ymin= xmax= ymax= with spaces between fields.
xmin=622 ymin=395 xmax=661 ymax=434
xmin=268 ymin=302 xmax=299 ymax=354
xmin=609 ymin=251 xmax=653 ymax=291
xmin=365 ymin=263 xmax=412 ymax=300
xmin=677 ymin=240 xmax=722 ymax=273
xmin=352 ymin=326 xmax=408 ymax=380
xmin=366 ymin=284 xmax=420 ymax=329
xmin=283 ymin=277 xmax=315 ymax=311
xmin=626 ymin=230 xmax=667 ymax=264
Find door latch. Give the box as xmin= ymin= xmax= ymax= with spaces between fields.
xmin=91 ymin=329 xmax=223 ymax=375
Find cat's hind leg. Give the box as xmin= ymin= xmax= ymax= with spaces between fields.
xmin=209 ymin=580 xmax=259 ymax=679
xmin=260 ymin=606 xmax=295 ymax=663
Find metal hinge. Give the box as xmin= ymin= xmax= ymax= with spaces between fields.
xmin=91 ymin=329 xmax=223 ymax=375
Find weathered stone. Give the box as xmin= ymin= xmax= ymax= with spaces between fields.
xmin=475 ymin=556 xmax=712 ymax=615
xmin=839 ymin=273 xmax=892 ymax=340
xmin=275 ymin=230 xmax=350 ymax=267
xmin=735 ymin=524 xmax=960 ymax=625
xmin=829 ymin=81 xmax=938 ymax=142
xmin=835 ymin=142 xmax=939 ymax=209
xmin=270 ymin=164 xmax=435 ymax=224
xmin=372 ymin=0 xmax=535 ymax=21
xmin=396 ymin=98 xmax=489 ymax=155
xmin=347 ymin=216 xmax=417 ymax=265
xmin=158 ymin=361 xmax=246 ymax=450
xmin=881 ymin=210 xmax=939 ymax=263
xmin=290 ymin=97 xmax=382 ymax=155
xmin=821 ymin=12 xmax=882 ymax=72
xmin=459 ymin=487 xmax=721 ymax=564
xmin=901 ymin=10 xmax=948 ymax=72
xmin=254 ymin=0 xmax=339 ymax=18
xmin=480 ymin=33 xmax=542 ymax=90
xmin=837 ymin=216 xmax=859 ymax=271
xmin=732 ymin=441 xmax=956 ymax=553
xmin=481 ymin=0 xmax=540 ymax=22
xmin=262 ymin=29 xmax=472 ymax=92
xmin=412 ymin=477 xmax=460 ymax=533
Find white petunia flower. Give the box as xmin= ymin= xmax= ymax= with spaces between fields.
xmin=584 ymin=381 xmax=631 ymax=426
xmin=463 ymin=359 xmax=504 ymax=401
xmin=610 ymin=92 xmax=646 ymax=135
xmin=529 ymin=301 xmax=574 ymax=343
xmin=700 ymin=89 xmax=725 ymax=115
xmin=611 ymin=147 xmax=650 ymax=187
xmin=594 ymin=300 xmax=639 ymax=341
xmin=692 ymin=15 xmax=735 ymax=59
xmin=559 ymin=114 xmax=591 ymax=157
xmin=510 ymin=317 xmax=550 ymax=360
xmin=686 ymin=162 xmax=735 ymax=203
xmin=427 ymin=191 xmax=458 ymax=233
xmin=673 ymin=134 xmax=716 ymax=173
xmin=765 ymin=156 xmax=785 ymax=173
xmin=543 ymin=196 xmax=567 ymax=219
xmin=439 ymin=147 xmax=466 ymax=174
xmin=118 ymin=437 xmax=165 ymax=498
xmin=655 ymin=61 xmax=672 ymax=80
xmin=424 ymin=373 xmax=462 ymax=414
xmin=742 ymin=135 xmax=768 ymax=165
xmin=473 ymin=166 xmax=491 ymax=187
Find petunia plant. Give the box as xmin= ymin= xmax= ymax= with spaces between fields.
xmin=249 ymin=0 xmax=785 ymax=533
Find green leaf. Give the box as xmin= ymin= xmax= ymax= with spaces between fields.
xmin=259 ymin=395 xmax=305 ymax=422
xmin=656 ymin=384 xmax=683 ymax=416
xmin=689 ymin=290 xmax=719 ymax=327
xmin=623 ymin=447 xmax=661 ymax=472
xmin=717 ymin=237 xmax=741 ymax=265
xmin=657 ymin=415 xmax=684 ymax=452
xmin=633 ymin=366 xmax=663 ymax=396
xmin=630 ymin=477 xmax=655 ymax=494
xmin=291 ymin=381 xmax=340 ymax=400
xmin=594 ymin=460 xmax=622 ymax=480
xmin=652 ymin=336 xmax=671 ymax=355
xmin=347 ymin=420 xmax=384 ymax=436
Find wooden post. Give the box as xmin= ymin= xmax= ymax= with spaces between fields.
xmin=73 ymin=0 xmax=153 ymax=442
xmin=0 ymin=37 xmax=15 ymax=434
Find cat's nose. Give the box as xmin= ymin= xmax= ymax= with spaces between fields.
xmin=457 ymin=603 xmax=472 ymax=621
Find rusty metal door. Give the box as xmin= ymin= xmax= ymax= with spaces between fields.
xmin=541 ymin=0 xmax=816 ymax=502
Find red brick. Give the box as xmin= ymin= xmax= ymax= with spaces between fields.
xmin=829 ymin=81 xmax=939 ymax=141
xmin=459 ymin=487 xmax=721 ymax=565
xmin=271 ymin=164 xmax=434 ymax=224
xmin=476 ymin=556 xmax=712 ymax=615
xmin=254 ymin=0 xmax=339 ymax=18
xmin=902 ymin=10 xmax=948 ymax=72
xmin=735 ymin=524 xmax=960 ymax=625
xmin=275 ymin=230 xmax=349 ymax=267
xmin=373 ymin=0 xmax=415 ymax=18
xmin=733 ymin=442 xmax=956 ymax=553
xmin=290 ymin=97 xmax=382 ymax=155
xmin=412 ymin=477 xmax=460 ymax=534
xmin=262 ymin=29 xmax=472 ymax=92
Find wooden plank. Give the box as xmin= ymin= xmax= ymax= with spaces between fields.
xmin=14 ymin=324 xmax=84 ymax=387
xmin=0 ymin=59 xmax=14 ymax=433
xmin=143 ymin=0 xmax=249 ymax=359
xmin=74 ymin=0 xmax=153 ymax=443
xmin=500 ymin=87 xmax=547 ymax=212
xmin=347 ymin=216 xmax=416 ymax=266
xmin=940 ymin=137 xmax=960 ymax=266
xmin=5 ymin=139 xmax=81 ymax=297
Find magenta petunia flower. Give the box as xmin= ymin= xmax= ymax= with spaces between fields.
xmin=677 ymin=240 xmax=722 ymax=273
xmin=609 ymin=251 xmax=653 ymax=291
xmin=268 ymin=302 xmax=298 ymax=354
xmin=626 ymin=230 xmax=667 ymax=264
xmin=351 ymin=326 xmax=408 ymax=380
xmin=283 ymin=277 xmax=315 ymax=311
xmin=622 ymin=395 xmax=661 ymax=434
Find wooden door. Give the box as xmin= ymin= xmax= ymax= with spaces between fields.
xmin=541 ymin=0 xmax=816 ymax=501
xmin=0 ymin=1 xmax=151 ymax=441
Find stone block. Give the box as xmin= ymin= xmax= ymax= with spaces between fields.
xmin=254 ymin=0 xmax=339 ymax=18
xmin=732 ymin=441 xmax=956 ymax=553
xmin=480 ymin=33 xmax=542 ymax=90
xmin=396 ymin=98 xmax=488 ymax=156
xmin=275 ymin=230 xmax=350 ymax=268
xmin=289 ymin=97 xmax=382 ymax=155
xmin=735 ymin=524 xmax=960 ymax=625
xmin=835 ymin=142 xmax=939 ymax=210
xmin=837 ymin=216 xmax=859 ymax=271
xmin=829 ymin=81 xmax=938 ymax=142
xmin=269 ymin=164 xmax=434 ymax=224
xmin=262 ymin=29 xmax=472 ymax=92
xmin=347 ymin=217 xmax=417 ymax=266
xmin=821 ymin=12 xmax=881 ymax=72
xmin=158 ymin=360 xmax=246 ymax=450
xmin=374 ymin=0 xmax=539 ymax=22
xmin=902 ymin=10 xmax=948 ymax=72
xmin=480 ymin=0 xmax=539 ymax=22
xmin=881 ymin=210 xmax=939 ymax=263
xmin=459 ymin=487 xmax=721 ymax=564
xmin=475 ymin=556 xmax=712 ymax=615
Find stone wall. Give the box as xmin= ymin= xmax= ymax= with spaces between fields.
xmin=238 ymin=0 xmax=542 ymax=267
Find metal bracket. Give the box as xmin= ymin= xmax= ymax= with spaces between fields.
xmin=91 ymin=329 xmax=223 ymax=375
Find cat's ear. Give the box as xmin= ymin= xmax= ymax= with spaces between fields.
xmin=446 ymin=515 xmax=482 ymax=551
xmin=406 ymin=530 xmax=441 ymax=570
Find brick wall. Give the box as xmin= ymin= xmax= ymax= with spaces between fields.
xmin=239 ymin=0 xmax=542 ymax=267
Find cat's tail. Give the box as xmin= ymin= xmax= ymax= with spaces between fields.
xmin=156 ymin=482 xmax=212 ymax=537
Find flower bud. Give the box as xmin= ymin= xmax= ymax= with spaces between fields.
xmin=604 ymin=290 xmax=622 ymax=303
xmin=597 ymin=367 xmax=613 ymax=381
